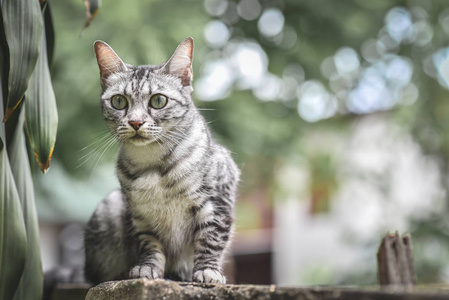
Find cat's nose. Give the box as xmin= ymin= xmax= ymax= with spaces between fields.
xmin=128 ymin=121 xmax=144 ymax=130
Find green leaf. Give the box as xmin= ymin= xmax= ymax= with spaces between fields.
xmin=1 ymin=0 xmax=43 ymax=122
xmin=83 ymin=0 xmax=101 ymax=31
xmin=0 ymin=9 xmax=22 ymax=147
xmin=0 ymin=68 xmax=27 ymax=300
xmin=10 ymin=109 xmax=43 ymax=300
xmin=43 ymin=2 xmax=55 ymax=67
xmin=25 ymin=27 xmax=58 ymax=173
xmin=0 ymin=5 xmax=9 ymax=110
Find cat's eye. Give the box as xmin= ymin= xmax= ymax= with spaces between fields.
xmin=149 ymin=94 xmax=168 ymax=109
xmin=111 ymin=95 xmax=127 ymax=110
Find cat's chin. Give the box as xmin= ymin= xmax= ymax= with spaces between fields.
xmin=128 ymin=136 xmax=156 ymax=146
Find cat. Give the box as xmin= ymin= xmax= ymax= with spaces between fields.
xmin=83 ymin=37 xmax=240 ymax=285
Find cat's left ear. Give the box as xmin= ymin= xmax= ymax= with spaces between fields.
xmin=162 ymin=37 xmax=194 ymax=87
xmin=94 ymin=41 xmax=128 ymax=87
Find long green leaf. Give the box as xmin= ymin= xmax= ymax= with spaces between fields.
xmin=0 ymin=3 xmax=9 ymax=110
xmin=10 ymin=109 xmax=43 ymax=300
xmin=0 ymin=3 xmax=21 ymax=148
xmin=43 ymin=2 xmax=55 ymax=67
xmin=1 ymin=0 xmax=43 ymax=122
xmin=0 ymin=68 xmax=27 ymax=300
xmin=24 ymin=27 xmax=58 ymax=173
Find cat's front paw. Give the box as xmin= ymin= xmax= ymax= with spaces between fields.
xmin=129 ymin=265 xmax=163 ymax=280
xmin=193 ymin=268 xmax=226 ymax=284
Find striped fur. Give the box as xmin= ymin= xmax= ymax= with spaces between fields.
xmin=84 ymin=38 xmax=239 ymax=284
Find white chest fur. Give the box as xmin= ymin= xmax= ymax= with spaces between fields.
xmin=128 ymin=171 xmax=196 ymax=255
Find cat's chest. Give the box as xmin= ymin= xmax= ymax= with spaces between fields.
xmin=126 ymin=171 xmax=197 ymax=242
xmin=127 ymin=169 xmax=197 ymax=203
xmin=129 ymin=171 xmax=168 ymax=200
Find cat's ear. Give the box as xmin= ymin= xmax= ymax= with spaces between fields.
xmin=162 ymin=37 xmax=194 ymax=87
xmin=94 ymin=41 xmax=128 ymax=86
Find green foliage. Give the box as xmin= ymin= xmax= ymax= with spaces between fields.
xmin=2 ymin=0 xmax=42 ymax=121
xmin=25 ymin=27 xmax=58 ymax=174
xmin=10 ymin=109 xmax=43 ymax=300
xmin=203 ymin=0 xmax=449 ymax=285
xmin=0 ymin=122 xmax=27 ymax=300
xmin=0 ymin=0 xmax=58 ymax=298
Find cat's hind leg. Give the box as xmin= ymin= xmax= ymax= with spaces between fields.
xmin=84 ymin=190 xmax=132 ymax=284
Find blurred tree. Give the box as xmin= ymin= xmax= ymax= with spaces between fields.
xmin=197 ymin=0 xmax=449 ymax=284
xmin=42 ymin=0 xmax=449 ymax=286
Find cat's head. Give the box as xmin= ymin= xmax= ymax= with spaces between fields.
xmin=94 ymin=37 xmax=196 ymax=146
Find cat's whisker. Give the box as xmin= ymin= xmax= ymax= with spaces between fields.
xmin=152 ymin=134 xmax=169 ymax=152
xmin=77 ymin=134 xmax=117 ymax=169
xmin=167 ymin=127 xmax=188 ymax=138
xmin=169 ymin=124 xmax=194 ymax=127
xmin=86 ymin=128 xmax=112 ymax=135
xmin=156 ymin=135 xmax=178 ymax=153
xmin=90 ymin=134 xmax=119 ymax=173
xmin=80 ymin=133 xmax=113 ymax=152
xmin=160 ymin=132 xmax=179 ymax=142
xmin=88 ymin=138 xmax=117 ymax=168
xmin=167 ymin=127 xmax=188 ymax=137
xmin=206 ymin=119 xmax=219 ymax=125
xmin=170 ymin=126 xmax=188 ymax=133
xmin=161 ymin=129 xmax=183 ymax=140
xmin=158 ymin=132 xmax=184 ymax=150
xmin=159 ymin=132 xmax=179 ymax=144
xmin=163 ymin=135 xmax=186 ymax=150
xmin=147 ymin=130 xmax=163 ymax=136
xmin=79 ymin=134 xmax=117 ymax=169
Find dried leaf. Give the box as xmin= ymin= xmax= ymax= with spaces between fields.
xmin=83 ymin=0 xmax=101 ymax=31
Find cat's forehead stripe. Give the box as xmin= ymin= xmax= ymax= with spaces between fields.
xmin=135 ymin=68 xmax=147 ymax=78
xmin=124 ymin=79 xmax=136 ymax=98
xmin=140 ymin=80 xmax=151 ymax=96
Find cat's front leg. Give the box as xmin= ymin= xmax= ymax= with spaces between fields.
xmin=129 ymin=233 xmax=166 ymax=280
xmin=192 ymin=201 xmax=232 ymax=284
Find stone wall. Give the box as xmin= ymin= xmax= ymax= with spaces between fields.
xmin=50 ymin=278 xmax=449 ymax=300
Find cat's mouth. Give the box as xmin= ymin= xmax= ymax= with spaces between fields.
xmin=130 ymin=134 xmax=146 ymax=141
xmin=128 ymin=133 xmax=156 ymax=146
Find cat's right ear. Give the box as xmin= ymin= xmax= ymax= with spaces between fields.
xmin=94 ymin=41 xmax=127 ymax=87
xmin=162 ymin=37 xmax=194 ymax=87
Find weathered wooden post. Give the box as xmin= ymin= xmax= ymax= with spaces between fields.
xmin=377 ymin=232 xmax=416 ymax=289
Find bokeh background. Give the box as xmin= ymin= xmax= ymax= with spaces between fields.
xmin=38 ymin=0 xmax=449 ymax=286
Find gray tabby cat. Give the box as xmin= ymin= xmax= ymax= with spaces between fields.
xmin=84 ymin=37 xmax=239 ymax=284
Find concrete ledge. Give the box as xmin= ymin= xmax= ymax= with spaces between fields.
xmin=50 ymin=283 xmax=90 ymax=300
xmin=84 ymin=279 xmax=449 ymax=300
